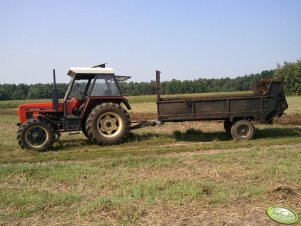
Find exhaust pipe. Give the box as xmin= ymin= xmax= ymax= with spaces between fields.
xmin=52 ymin=69 xmax=59 ymax=111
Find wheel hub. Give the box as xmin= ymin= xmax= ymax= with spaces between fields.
xmin=33 ymin=132 xmax=41 ymax=140
xmin=97 ymin=112 xmax=122 ymax=137
xmin=238 ymin=125 xmax=250 ymax=138
xmin=25 ymin=126 xmax=48 ymax=147
xmin=104 ymin=120 xmax=113 ymax=129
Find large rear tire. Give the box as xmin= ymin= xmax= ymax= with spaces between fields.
xmin=17 ymin=119 xmax=54 ymax=151
xmin=231 ymin=120 xmax=255 ymax=140
xmin=85 ymin=103 xmax=131 ymax=145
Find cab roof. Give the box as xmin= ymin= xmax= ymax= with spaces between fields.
xmin=67 ymin=67 xmax=114 ymax=77
xmin=67 ymin=66 xmax=131 ymax=81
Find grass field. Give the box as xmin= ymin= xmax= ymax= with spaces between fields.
xmin=0 ymin=95 xmax=301 ymax=225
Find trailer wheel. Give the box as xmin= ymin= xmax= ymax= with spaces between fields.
xmin=231 ymin=120 xmax=255 ymax=140
xmin=17 ymin=119 xmax=54 ymax=151
xmin=85 ymin=103 xmax=131 ymax=145
xmin=223 ymin=119 xmax=233 ymax=133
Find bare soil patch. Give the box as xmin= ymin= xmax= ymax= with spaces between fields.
xmin=268 ymin=185 xmax=300 ymax=200
xmin=276 ymin=114 xmax=301 ymax=125
xmin=0 ymin=109 xmax=16 ymax=115
xmin=130 ymin=112 xmax=157 ymax=122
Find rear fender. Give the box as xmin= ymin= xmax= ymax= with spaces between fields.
xmin=121 ymin=99 xmax=132 ymax=110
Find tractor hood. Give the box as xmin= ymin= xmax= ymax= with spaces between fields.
xmin=18 ymin=102 xmax=62 ymax=110
xmin=18 ymin=102 xmax=64 ymax=112
xmin=18 ymin=102 xmax=64 ymax=123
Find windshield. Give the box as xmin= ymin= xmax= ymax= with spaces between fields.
xmin=67 ymin=75 xmax=92 ymax=100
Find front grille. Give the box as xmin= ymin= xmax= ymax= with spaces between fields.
xmin=26 ymin=112 xmax=33 ymax=119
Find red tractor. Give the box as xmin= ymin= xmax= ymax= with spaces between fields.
xmin=17 ymin=64 xmax=132 ymax=151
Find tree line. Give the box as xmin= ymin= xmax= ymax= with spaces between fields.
xmin=118 ymin=70 xmax=274 ymax=95
xmin=0 ymin=83 xmax=69 ymax=100
xmin=0 ymin=60 xmax=300 ymax=100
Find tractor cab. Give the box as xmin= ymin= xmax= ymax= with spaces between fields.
xmin=63 ymin=68 xmax=120 ymax=113
xmin=56 ymin=66 xmax=131 ymax=131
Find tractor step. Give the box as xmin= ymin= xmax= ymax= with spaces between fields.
xmin=65 ymin=116 xmax=81 ymax=131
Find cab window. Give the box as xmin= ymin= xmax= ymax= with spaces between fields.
xmin=67 ymin=74 xmax=94 ymax=100
xmin=91 ymin=75 xmax=121 ymax=96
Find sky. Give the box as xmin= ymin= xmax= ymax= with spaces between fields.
xmin=0 ymin=0 xmax=301 ymax=84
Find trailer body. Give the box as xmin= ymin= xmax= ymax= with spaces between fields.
xmin=155 ymin=71 xmax=288 ymax=139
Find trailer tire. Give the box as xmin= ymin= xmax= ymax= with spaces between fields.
xmin=17 ymin=118 xmax=54 ymax=151
xmin=224 ymin=119 xmax=233 ymax=133
xmin=85 ymin=103 xmax=130 ymax=145
xmin=231 ymin=120 xmax=255 ymax=140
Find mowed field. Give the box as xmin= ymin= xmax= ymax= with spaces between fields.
xmin=0 ymin=95 xmax=301 ymax=225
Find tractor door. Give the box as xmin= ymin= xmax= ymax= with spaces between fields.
xmin=63 ymin=74 xmax=95 ymax=130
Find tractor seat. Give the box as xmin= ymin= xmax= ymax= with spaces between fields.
xmin=66 ymin=97 xmax=82 ymax=115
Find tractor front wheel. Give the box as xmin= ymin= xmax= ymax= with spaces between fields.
xmin=17 ymin=119 xmax=54 ymax=151
xmin=85 ymin=103 xmax=130 ymax=145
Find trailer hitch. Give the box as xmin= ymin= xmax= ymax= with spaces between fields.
xmin=130 ymin=119 xmax=162 ymax=130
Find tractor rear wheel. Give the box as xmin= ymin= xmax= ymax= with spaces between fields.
xmin=17 ymin=119 xmax=54 ymax=151
xmin=85 ymin=103 xmax=131 ymax=145
xmin=231 ymin=120 xmax=255 ymax=140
